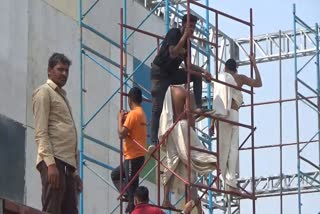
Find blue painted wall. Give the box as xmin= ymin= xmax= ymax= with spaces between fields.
xmin=132 ymin=57 xmax=152 ymax=145
xmin=132 ymin=57 xmax=155 ymax=183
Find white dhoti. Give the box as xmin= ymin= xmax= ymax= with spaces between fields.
xmin=218 ymin=109 xmax=239 ymax=188
xmin=212 ymin=72 xmax=243 ymax=189
xmin=159 ymin=86 xmax=216 ymax=194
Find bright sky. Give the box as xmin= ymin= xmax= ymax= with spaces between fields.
xmin=190 ymin=1 xmax=320 ymax=213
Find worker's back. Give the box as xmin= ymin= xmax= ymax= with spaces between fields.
xmin=131 ymin=203 xmax=165 ymax=214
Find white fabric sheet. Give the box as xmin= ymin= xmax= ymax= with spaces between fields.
xmin=212 ymin=72 xmax=243 ymax=117
xmin=212 ymin=72 xmax=242 ymax=188
xmin=218 ymin=109 xmax=239 ymax=188
xmin=158 ymin=86 xmax=216 ymax=194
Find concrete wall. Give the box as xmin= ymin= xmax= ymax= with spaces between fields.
xmin=0 ymin=0 xmax=28 ymax=204
xmin=0 ymin=0 xmax=165 ymax=213
xmin=0 ymin=0 xmax=28 ymax=124
xmin=25 ymin=0 xmax=80 ymax=209
xmin=77 ymin=1 xmax=165 ymax=213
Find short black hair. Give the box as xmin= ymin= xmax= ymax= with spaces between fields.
xmin=48 ymin=53 xmax=72 ymax=69
xmin=134 ymin=186 xmax=149 ymax=203
xmin=128 ymin=87 xmax=143 ymax=104
xmin=225 ymin=58 xmax=237 ymax=72
xmin=182 ymin=14 xmax=198 ymax=24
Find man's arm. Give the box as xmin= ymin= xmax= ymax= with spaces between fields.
xmin=239 ymin=55 xmax=262 ymax=88
xmin=168 ymin=28 xmax=192 ymax=58
xmin=118 ymin=110 xmax=129 ymax=139
xmin=33 ymin=88 xmax=60 ymax=188
xmin=33 ymin=88 xmax=55 ymax=166
xmin=73 ymin=151 xmax=83 ymax=192
xmin=187 ymin=63 xmax=212 ymax=81
xmin=190 ymin=64 xmax=204 ymax=73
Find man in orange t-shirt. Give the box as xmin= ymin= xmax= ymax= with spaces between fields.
xmin=111 ymin=87 xmax=147 ymax=213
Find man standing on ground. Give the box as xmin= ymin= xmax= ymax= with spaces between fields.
xmin=33 ymin=53 xmax=82 ymax=214
xmin=150 ymin=14 xmax=212 ymax=146
xmin=111 ymin=87 xmax=147 ymax=213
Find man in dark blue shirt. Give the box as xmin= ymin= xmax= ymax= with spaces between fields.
xmin=150 ymin=14 xmax=211 ymax=145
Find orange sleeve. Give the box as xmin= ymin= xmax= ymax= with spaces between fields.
xmin=123 ymin=111 xmax=135 ymax=130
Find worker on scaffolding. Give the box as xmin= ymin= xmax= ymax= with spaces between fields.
xmin=132 ymin=186 xmax=195 ymax=214
xmin=159 ymin=85 xmax=217 ymax=213
xmin=111 ymin=87 xmax=147 ymax=213
xmin=210 ymin=56 xmax=262 ymax=193
xmin=150 ymin=13 xmax=212 ymax=147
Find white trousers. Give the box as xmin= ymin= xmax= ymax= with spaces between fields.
xmin=218 ymin=109 xmax=239 ymax=188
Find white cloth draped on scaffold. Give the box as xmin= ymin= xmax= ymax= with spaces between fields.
xmin=212 ymin=71 xmax=243 ymax=188
xmin=158 ymin=85 xmax=216 ymax=194
xmin=212 ymin=71 xmax=243 ymax=118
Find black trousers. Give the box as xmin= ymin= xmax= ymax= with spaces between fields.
xmin=38 ymin=159 xmax=77 ymax=214
xmin=150 ymin=66 xmax=203 ymax=145
xmin=111 ymin=156 xmax=145 ymax=213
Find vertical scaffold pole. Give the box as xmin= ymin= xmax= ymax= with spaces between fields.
xmin=123 ymin=0 xmax=128 ymax=110
xmin=215 ymin=11 xmax=220 ymax=193
xmin=78 ymin=0 xmax=84 ymax=213
xmin=315 ymin=23 xmax=320 ymax=181
xmin=165 ymin=0 xmax=170 ymax=32
xmin=293 ymin=4 xmax=302 ymax=214
xmin=279 ymin=30 xmax=284 ymax=214
xmin=249 ymin=8 xmax=256 ymax=214
xmin=205 ymin=0 xmax=213 ymax=212
xmin=164 ymin=1 xmax=170 ymax=211
xmin=186 ymin=0 xmax=192 ymax=206
xmin=156 ymin=37 xmax=161 ymax=208
xmin=120 ymin=8 xmax=124 ymax=214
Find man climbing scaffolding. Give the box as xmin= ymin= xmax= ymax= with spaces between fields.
xmin=111 ymin=87 xmax=148 ymax=213
xmin=150 ymin=13 xmax=212 ymax=147
xmin=210 ymin=55 xmax=262 ymax=193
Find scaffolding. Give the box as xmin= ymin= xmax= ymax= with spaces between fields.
xmin=119 ymin=1 xmax=255 ymax=213
xmin=293 ymin=4 xmax=320 ymax=214
xmin=78 ymin=1 xmax=320 ymax=213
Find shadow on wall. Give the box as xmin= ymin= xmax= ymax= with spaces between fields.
xmin=0 ymin=114 xmax=25 ymax=203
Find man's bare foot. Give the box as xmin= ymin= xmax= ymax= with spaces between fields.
xmin=147 ymin=145 xmax=159 ymax=159
xmin=228 ymin=186 xmax=242 ymax=195
xmin=147 ymin=145 xmax=155 ymax=154
xmin=183 ymin=200 xmax=195 ymax=213
xmin=194 ymin=108 xmax=215 ymax=122
xmin=162 ymin=200 xmax=176 ymax=210
xmin=194 ymin=107 xmax=211 ymax=115
xmin=203 ymin=71 xmax=212 ymax=83
xmin=194 ymin=199 xmax=203 ymax=214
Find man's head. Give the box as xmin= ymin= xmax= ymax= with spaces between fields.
xmin=134 ymin=186 xmax=149 ymax=205
xmin=225 ymin=58 xmax=238 ymax=73
xmin=47 ymin=53 xmax=72 ymax=88
xmin=128 ymin=87 xmax=143 ymax=109
xmin=181 ymin=14 xmax=198 ymax=35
